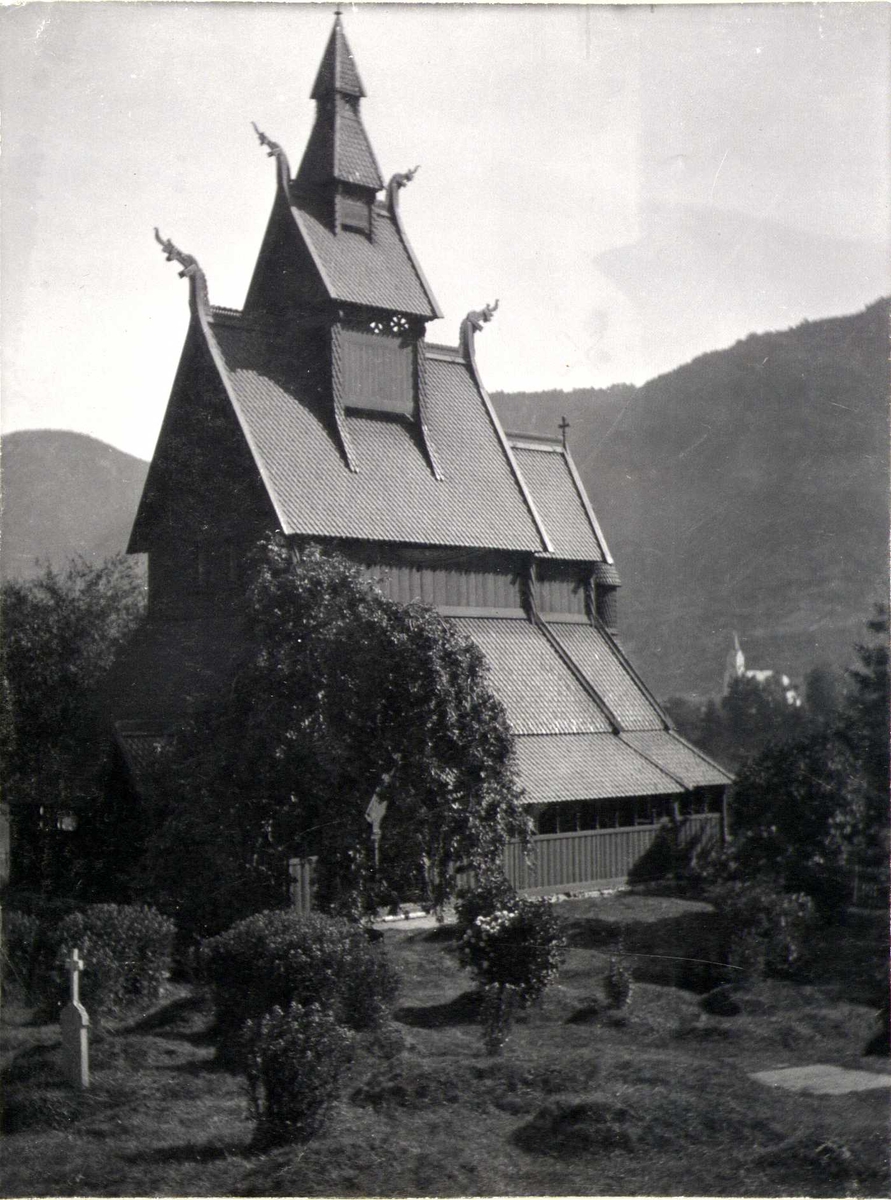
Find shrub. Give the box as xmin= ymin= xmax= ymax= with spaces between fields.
xmin=243 ymin=1001 xmax=353 ymax=1148
xmin=36 ymin=903 xmax=175 ymax=1018
xmin=603 ymin=955 xmax=634 ymax=1010
xmin=458 ymin=897 xmax=566 ymax=1054
xmin=708 ymin=879 xmax=817 ymax=980
xmin=458 ymin=899 xmax=566 ymax=1006
xmin=201 ymin=910 xmax=399 ymax=1054
xmin=454 ymin=871 xmax=518 ymax=933
xmin=1 ymin=910 xmax=40 ymax=1000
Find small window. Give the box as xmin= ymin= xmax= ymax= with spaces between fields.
xmin=341 ymin=195 xmax=371 ymax=235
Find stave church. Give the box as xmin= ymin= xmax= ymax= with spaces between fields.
xmin=110 ymin=13 xmax=731 ymax=896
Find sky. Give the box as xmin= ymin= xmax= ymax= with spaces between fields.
xmin=3 ymin=1 xmax=889 ymax=461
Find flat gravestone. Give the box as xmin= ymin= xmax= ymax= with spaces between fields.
xmin=750 ymin=1064 xmax=891 ymax=1095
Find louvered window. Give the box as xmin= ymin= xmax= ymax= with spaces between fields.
xmin=341 ymin=326 xmax=414 ymax=417
xmin=341 ymin=195 xmax=371 ymax=235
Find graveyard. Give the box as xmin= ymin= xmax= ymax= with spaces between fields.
xmin=2 ymin=890 xmax=888 ymax=1198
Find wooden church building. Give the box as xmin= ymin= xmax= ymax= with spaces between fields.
xmin=112 ymin=14 xmax=731 ymax=895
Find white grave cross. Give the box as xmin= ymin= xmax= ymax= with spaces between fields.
xmin=61 ymin=947 xmax=90 ymax=1089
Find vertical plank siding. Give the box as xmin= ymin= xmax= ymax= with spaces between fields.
xmin=363 ymin=559 xmax=521 ymax=609
xmin=503 ymin=814 xmax=722 ymax=895
xmin=290 ymin=817 xmax=722 ymax=913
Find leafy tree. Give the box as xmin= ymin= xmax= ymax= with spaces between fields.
xmin=803 ymin=663 xmax=844 ymax=729
xmin=727 ymin=730 xmax=869 ymax=915
xmin=1 ymin=556 xmax=146 ymax=896
xmin=841 ymin=604 xmax=889 ymax=795
xmin=838 ymin=603 xmax=889 ymax=881
xmin=720 ymin=673 xmax=804 ymax=764
xmin=140 ymin=540 xmax=530 ymax=936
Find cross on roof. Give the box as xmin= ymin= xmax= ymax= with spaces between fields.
xmin=559 ymin=415 xmax=571 ymax=449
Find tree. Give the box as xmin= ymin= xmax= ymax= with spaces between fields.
xmin=139 ymin=541 xmax=530 ymax=936
xmin=841 ymin=604 xmax=889 ymax=797
xmin=838 ymin=603 xmax=889 ymax=881
xmin=727 ymin=730 xmax=869 ymax=915
xmin=1 ymin=556 xmax=146 ymax=896
xmin=720 ymin=673 xmax=804 ymax=764
xmin=802 ymin=663 xmax=844 ymax=730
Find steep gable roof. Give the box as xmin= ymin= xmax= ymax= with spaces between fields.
xmin=245 ymin=152 xmax=439 ymax=320
xmin=201 ymin=315 xmax=545 ymax=551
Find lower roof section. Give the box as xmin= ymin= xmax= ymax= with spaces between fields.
xmin=451 ymin=615 xmax=612 ymax=735
xmin=620 ymin=730 xmax=733 ymax=788
xmin=545 ymin=620 xmax=668 ymax=731
xmin=515 ymin=732 xmax=686 ymax=804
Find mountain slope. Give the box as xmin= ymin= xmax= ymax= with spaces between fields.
xmin=0 ymin=431 xmax=148 ymax=581
xmin=494 ymin=298 xmax=890 ymax=697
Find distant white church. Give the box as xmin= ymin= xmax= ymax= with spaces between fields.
xmin=723 ymin=633 xmax=801 ymax=706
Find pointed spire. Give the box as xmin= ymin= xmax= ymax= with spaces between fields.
xmin=295 ymin=12 xmax=383 ymax=196
xmin=310 ymin=11 xmax=366 ymax=100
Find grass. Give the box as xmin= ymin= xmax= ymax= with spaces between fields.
xmin=2 ymin=891 xmax=888 ymax=1197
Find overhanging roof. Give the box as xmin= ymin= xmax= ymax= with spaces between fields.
xmin=516 ymin=733 xmax=686 ymax=803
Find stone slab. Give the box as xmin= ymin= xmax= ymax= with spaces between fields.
xmin=750 ymin=1064 xmax=891 ymax=1095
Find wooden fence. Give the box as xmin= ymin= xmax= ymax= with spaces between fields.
xmin=288 ymin=855 xmax=317 ymax=915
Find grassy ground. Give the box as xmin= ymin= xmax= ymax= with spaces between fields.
xmin=2 ymin=891 xmax=888 ymax=1197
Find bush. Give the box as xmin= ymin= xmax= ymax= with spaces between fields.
xmin=36 ymin=903 xmax=175 ymax=1018
xmin=201 ymin=910 xmax=399 ymax=1054
xmin=708 ymin=879 xmax=817 ymax=980
xmin=458 ymin=896 xmax=566 ymax=1054
xmin=2 ymin=910 xmax=40 ymax=999
xmin=458 ymin=899 xmax=567 ymax=1006
xmin=243 ymin=1001 xmax=353 ymax=1148
xmin=603 ymin=955 xmax=634 ymax=1010
xmin=454 ymin=871 xmax=518 ymax=932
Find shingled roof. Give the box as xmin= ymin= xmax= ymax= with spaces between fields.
xmin=449 ymin=614 xmax=725 ymax=804
xmin=291 ymin=199 xmax=436 ymax=316
xmin=310 ymin=13 xmax=366 ymax=100
xmin=206 ymin=316 xmax=545 ymax=551
xmin=509 ymin=438 xmax=611 ymax=562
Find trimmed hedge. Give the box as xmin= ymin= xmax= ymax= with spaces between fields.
xmin=456 ymin=881 xmax=567 ymax=1055
xmin=38 ymin=903 xmax=176 ymax=1018
xmin=201 ymin=911 xmax=399 ymax=1052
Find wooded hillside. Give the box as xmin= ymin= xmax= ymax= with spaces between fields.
xmin=494 ymin=298 xmax=889 ymax=697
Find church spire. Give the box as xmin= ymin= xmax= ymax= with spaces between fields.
xmin=310 ymin=11 xmax=366 ymax=100
xmin=294 ymin=12 xmax=383 ymax=197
